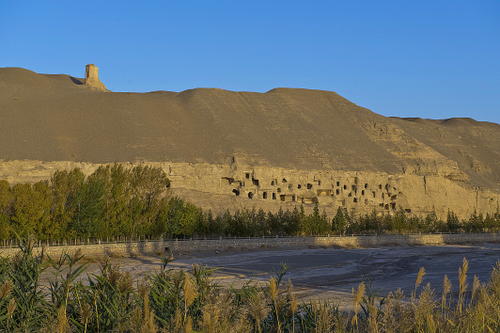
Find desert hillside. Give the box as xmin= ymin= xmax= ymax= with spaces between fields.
xmin=0 ymin=66 xmax=499 ymax=219
xmin=1 ymin=67 xmax=499 ymax=190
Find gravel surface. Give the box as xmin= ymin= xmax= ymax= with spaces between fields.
xmin=74 ymin=243 xmax=500 ymax=308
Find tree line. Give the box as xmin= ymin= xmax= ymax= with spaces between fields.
xmin=0 ymin=165 xmax=498 ymax=241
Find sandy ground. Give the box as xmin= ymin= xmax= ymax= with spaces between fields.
xmin=65 ymin=243 xmax=499 ymax=308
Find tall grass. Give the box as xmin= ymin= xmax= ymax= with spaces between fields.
xmin=0 ymin=242 xmax=499 ymax=332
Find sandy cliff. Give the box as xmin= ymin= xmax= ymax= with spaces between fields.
xmin=0 ymin=66 xmax=498 ymax=218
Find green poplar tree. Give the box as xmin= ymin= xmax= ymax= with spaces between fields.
xmin=332 ymin=207 xmax=348 ymax=235
xmin=0 ymin=180 xmax=12 ymax=240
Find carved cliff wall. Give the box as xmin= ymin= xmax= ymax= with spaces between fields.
xmin=0 ymin=159 xmax=497 ymax=220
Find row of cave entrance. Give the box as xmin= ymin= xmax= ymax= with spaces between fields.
xmin=231 ymin=189 xmax=400 ymax=211
xmin=232 ymin=174 xmax=397 ymax=194
xmin=224 ymin=173 xmax=407 ymax=211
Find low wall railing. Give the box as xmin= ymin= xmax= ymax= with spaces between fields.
xmin=0 ymin=231 xmax=497 ymax=249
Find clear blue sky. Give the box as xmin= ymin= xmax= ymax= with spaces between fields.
xmin=1 ymin=1 xmax=499 ymax=123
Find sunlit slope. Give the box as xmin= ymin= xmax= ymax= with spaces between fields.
xmin=1 ymin=67 xmax=499 ymax=190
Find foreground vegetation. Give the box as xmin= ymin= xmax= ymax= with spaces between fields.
xmin=0 ymin=165 xmax=499 ymax=242
xmin=0 ymin=240 xmax=499 ymax=332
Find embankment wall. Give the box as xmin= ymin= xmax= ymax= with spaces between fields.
xmin=0 ymin=233 xmax=498 ymax=259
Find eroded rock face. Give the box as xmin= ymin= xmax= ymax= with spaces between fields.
xmin=84 ymin=64 xmax=107 ymax=91
xmin=1 ymin=159 xmax=498 ymax=220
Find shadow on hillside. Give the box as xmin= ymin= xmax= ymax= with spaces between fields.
xmin=69 ymin=76 xmax=84 ymax=85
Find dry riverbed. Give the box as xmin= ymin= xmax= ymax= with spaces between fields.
xmin=66 ymin=243 xmax=500 ymax=309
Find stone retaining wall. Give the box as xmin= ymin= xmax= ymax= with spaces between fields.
xmin=0 ymin=233 xmax=498 ymax=258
